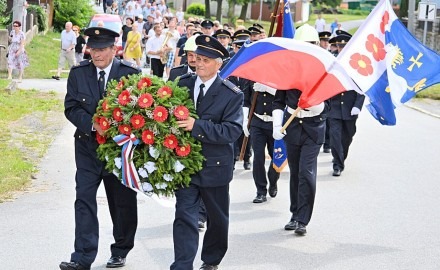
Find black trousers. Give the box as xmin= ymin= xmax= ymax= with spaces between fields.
xmin=71 ymin=140 xmax=137 ymax=267
xmin=250 ymin=126 xmax=280 ymax=196
xmin=285 ymin=132 xmax=321 ymax=225
xmin=329 ymin=118 xmax=357 ymax=171
xmin=151 ymin=58 xmax=165 ymax=78
xmin=233 ymin=132 xmax=252 ymax=162
xmin=324 ymin=119 xmax=331 ymax=150
xmin=171 ymin=184 xmax=229 ymax=269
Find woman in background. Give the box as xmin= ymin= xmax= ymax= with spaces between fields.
xmin=7 ymin=20 xmax=29 ymax=82
xmin=124 ymin=22 xmax=142 ymax=67
xmin=73 ymin=25 xmax=86 ymax=64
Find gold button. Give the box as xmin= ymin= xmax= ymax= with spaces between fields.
xmin=264 ymin=112 xmax=267 ymax=115
xmin=82 ymin=98 xmax=85 ymax=101
xmin=299 ymin=120 xmax=303 ymax=124
xmin=217 ymin=161 xmax=220 ymax=165
xmin=78 ymin=135 xmax=81 ymax=138
xmin=263 ymin=103 xmax=266 ymax=106
xmin=263 ymin=94 xmax=266 ymax=97
xmin=341 ymin=102 xmax=344 ymax=104
xmin=341 ymin=93 xmax=344 ymax=96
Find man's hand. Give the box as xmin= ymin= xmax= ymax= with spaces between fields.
xmin=177 ymin=117 xmax=195 ymax=131
xmin=93 ymin=122 xmax=105 ymax=136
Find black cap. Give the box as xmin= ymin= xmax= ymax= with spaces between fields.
xmin=328 ymin=36 xmax=337 ymax=45
xmin=193 ymin=30 xmax=203 ymax=36
xmin=201 ymin=19 xmax=214 ymax=29
xmin=195 ymin=35 xmax=229 ymax=59
xmin=232 ymin=29 xmax=251 ymax=43
xmin=85 ymin=27 xmax=119 ymax=48
xmin=213 ymin=29 xmax=231 ymax=39
xmin=193 ymin=21 xmax=201 ymax=26
xmin=252 ymin=23 xmax=264 ymax=30
xmin=335 ymin=34 xmax=351 ymax=45
xmin=319 ymin=31 xmax=332 ymax=40
xmin=248 ymin=26 xmax=262 ymax=35
xmin=335 ymin=30 xmax=352 ymax=37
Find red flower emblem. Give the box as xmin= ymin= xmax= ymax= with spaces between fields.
xmin=157 ymin=86 xmax=173 ymax=98
xmin=137 ymin=77 xmax=153 ymax=89
xmin=138 ymin=93 xmax=154 ymax=108
xmin=99 ymin=117 xmax=111 ymax=131
xmin=141 ymin=130 xmax=155 ymax=145
xmin=118 ymin=124 xmax=132 ymax=135
xmin=112 ymin=108 xmax=123 ymax=122
xmin=163 ymin=134 xmax=178 ymax=149
xmin=174 ymin=105 xmax=189 ymax=120
xmin=153 ymin=106 xmax=169 ymax=122
xmin=365 ymin=34 xmax=386 ymax=62
xmin=175 ymin=144 xmax=191 ymax=157
xmin=380 ymin=11 xmax=390 ymax=34
xmin=118 ymin=90 xmax=131 ymax=106
xmin=96 ymin=133 xmax=106 ymax=144
xmin=349 ymin=53 xmax=374 ymax=76
xmin=116 ymin=80 xmax=124 ymax=90
xmin=102 ymin=100 xmax=110 ymax=112
xmin=130 ymin=114 xmax=145 ymax=129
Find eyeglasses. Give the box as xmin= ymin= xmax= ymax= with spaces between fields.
xmin=13 ymin=25 xmax=19 ymax=27
xmin=73 ymin=30 xmax=78 ymax=32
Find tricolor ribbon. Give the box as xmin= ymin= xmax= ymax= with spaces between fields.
xmin=113 ymin=134 xmax=141 ymax=191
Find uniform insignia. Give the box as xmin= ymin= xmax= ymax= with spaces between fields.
xmin=222 ymin=79 xmax=241 ymax=94
xmin=72 ymin=59 xmax=92 ymax=69
xmin=121 ymin=59 xmax=141 ymax=71
xmin=95 ymin=30 xmax=100 ymax=35
xmin=179 ymin=73 xmax=194 ymax=80
xmin=205 ymin=36 xmax=210 ymax=42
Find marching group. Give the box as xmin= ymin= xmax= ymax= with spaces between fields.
xmin=58 ymin=4 xmax=365 ymax=269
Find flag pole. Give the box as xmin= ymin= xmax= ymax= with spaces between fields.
xmin=280 ymin=107 xmax=301 ymax=133
xmin=238 ymin=0 xmax=282 ymax=161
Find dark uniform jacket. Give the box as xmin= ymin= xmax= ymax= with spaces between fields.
xmin=178 ymin=74 xmax=243 ymax=187
xmin=168 ymin=63 xmax=192 ymax=82
xmin=327 ymin=91 xmax=365 ymax=120
xmin=273 ymin=89 xmax=327 ymax=145
xmin=242 ymin=82 xmax=276 ymax=130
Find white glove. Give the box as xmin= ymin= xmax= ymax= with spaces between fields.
xmin=253 ymin=82 xmax=277 ymax=96
xmin=351 ymin=107 xmax=361 ymax=116
xmin=242 ymin=107 xmax=250 ymax=137
xmin=298 ymin=102 xmax=325 ymax=118
xmin=272 ymin=109 xmax=286 ymax=140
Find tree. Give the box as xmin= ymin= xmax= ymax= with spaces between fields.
xmin=216 ymin=0 xmax=223 ymax=21
xmin=53 ymin=0 xmax=93 ymax=31
xmin=320 ymin=0 xmax=342 ymax=8
xmin=205 ymin=0 xmax=210 ymax=18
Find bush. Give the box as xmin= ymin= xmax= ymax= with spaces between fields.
xmin=53 ymin=0 xmax=94 ymax=32
xmin=186 ymin=3 xmax=205 ymax=16
xmin=27 ymin=5 xmax=48 ymax=32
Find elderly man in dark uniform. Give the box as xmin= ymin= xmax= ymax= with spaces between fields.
xmin=173 ymin=35 xmax=243 ymax=270
xmin=61 ymin=27 xmax=141 ymax=270
xmin=272 ymin=24 xmax=327 ymax=236
xmin=328 ymin=33 xmax=365 ymax=176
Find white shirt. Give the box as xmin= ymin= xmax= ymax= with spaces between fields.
xmin=96 ymin=60 xmax=113 ymax=87
xmin=315 ymin=18 xmax=326 ymax=32
xmin=145 ymin=34 xmax=165 ymax=59
xmin=194 ymin=75 xmax=217 ymax=108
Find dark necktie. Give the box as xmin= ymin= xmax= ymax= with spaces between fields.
xmin=197 ymin=83 xmax=205 ymax=109
xmin=98 ymin=70 xmax=106 ymax=98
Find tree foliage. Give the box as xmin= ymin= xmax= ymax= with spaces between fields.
xmin=187 ymin=3 xmax=205 ymax=16
xmin=53 ymin=0 xmax=94 ymax=32
xmin=27 ymin=5 xmax=48 ymax=32
xmin=316 ymin=0 xmax=343 ymax=8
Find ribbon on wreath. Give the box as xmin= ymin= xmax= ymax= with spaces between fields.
xmin=113 ymin=134 xmax=141 ymax=191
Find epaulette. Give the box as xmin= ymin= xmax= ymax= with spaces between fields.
xmin=71 ymin=59 xmax=92 ymax=69
xmin=171 ymin=64 xmax=185 ymax=70
xmin=120 ymin=59 xmax=141 ymax=71
xmin=179 ymin=73 xmax=194 ymax=80
xmin=222 ymin=79 xmax=241 ymax=94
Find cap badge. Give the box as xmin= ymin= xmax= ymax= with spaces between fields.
xmin=205 ymin=36 xmax=210 ymax=42
xmin=95 ymin=30 xmax=100 ymax=35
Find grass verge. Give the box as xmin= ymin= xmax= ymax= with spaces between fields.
xmin=0 ymin=88 xmax=64 ymax=202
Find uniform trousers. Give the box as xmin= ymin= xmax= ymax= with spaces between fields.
xmin=328 ymin=118 xmax=357 ymax=171
xmin=234 ymin=132 xmax=252 ymax=162
xmin=72 ymin=140 xmax=138 ymax=267
xmin=171 ymin=184 xmax=229 ymax=270
xmin=250 ymin=126 xmax=279 ymax=196
xmin=285 ymin=132 xmax=321 ymax=225
xmin=150 ymin=58 xmax=165 ymax=78
xmin=324 ymin=119 xmax=331 ymax=150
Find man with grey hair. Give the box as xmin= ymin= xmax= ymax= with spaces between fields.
xmin=52 ymin=22 xmax=76 ymax=80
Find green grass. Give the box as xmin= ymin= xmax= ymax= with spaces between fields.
xmin=417 ymin=84 xmax=440 ymax=100
xmin=0 ymin=89 xmax=63 ymax=201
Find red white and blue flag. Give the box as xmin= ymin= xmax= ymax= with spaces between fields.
xmin=337 ymin=0 xmax=440 ymax=125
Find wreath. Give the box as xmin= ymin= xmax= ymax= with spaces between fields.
xmin=93 ymin=73 xmax=204 ymax=196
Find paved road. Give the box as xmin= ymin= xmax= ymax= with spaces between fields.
xmin=1 ymin=78 xmax=440 ymax=269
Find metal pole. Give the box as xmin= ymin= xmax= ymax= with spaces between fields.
xmin=408 ymin=0 xmax=416 ymax=34
xmin=12 ymin=0 xmax=25 ymax=23
xmin=258 ymin=0 xmax=263 ymax=22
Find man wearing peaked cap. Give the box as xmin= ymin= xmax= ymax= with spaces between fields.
xmin=61 ymin=26 xmax=140 ymax=270
xmin=201 ymin=19 xmax=214 ymax=36
xmin=253 ymin=23 xmax=264 ymax=30
xmin=230 ymin=29 xmax=251 ymax=58
xmin=319 ymin=31 xmax=332 ymax=51
xmin=318 ymin=30 xmax=332 ymax=154
xmin=335 ymin=29 xmax=352 ymax=37
xmin=214 ymin=29 xmax=233 ymax=55
xmin=335 ymin=34 xmax=351 ymax=49
xmin=248 ymin=26 xmax=262 ymax=41
xmin=171 ymin=34 xmax=243 ymax=270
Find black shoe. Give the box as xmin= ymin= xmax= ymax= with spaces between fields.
xmin=295 ymin=223 xmax=307 ymax=235
xmin=323 ymin=148 xmax=331 ymax=153
xmin=268 ymin=183 xmax=278 ymax=198
xmin=52 ymin=75 xmax=60 ymax=80
xmin=284 ymin=220 xmax=298 ymax=231
xmin=198 ymin=220 xmax=205 ymax=229
xmin=200 ymin=263 xmax=218 ymax=270
xmin=332 ymin=169 xmax=342 ymax=176
xmin=59 ymin=261 xmax=90 ymax=270
xmin=106 ymin=256 xmax=126 ymax=268
xmin=252 ymin=194 xmax=267 ymax=203
xmin=243 ymin=161 xmax=251 ymax=170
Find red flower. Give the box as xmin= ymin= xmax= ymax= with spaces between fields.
xmin=174 ymin=105 xmax=189 ymax=120
xmin=130 ymin=114 xmax=145 ymax=129
xmin=118 ymin=124 xmax=132 ymax=135
xmin=141 ymin=130 xmax=155 ymax=145
xmin=102 ymin=100 xmax=110 ymax=112
xmin=118 ymin=90 xmax=131 ymax=106
xmin=138 ymin=93 xmax=154 ymax=108
xmin=153 ymin=106 xmax=169 ymax=122
xmin=380 ymin=11 xmax=389 ymax=34
xmin=96 ymin=133 xmax=107 ymax=144
xmin=116 ymin=80 xmax=124 ymax=90
xmin=99 ymin=117 xmax=111 ymax=131
xmin=157 ymin=86 xmax=173 ymax=98
xmin=176 ymin=144 xmax=191 ymax=157
xmin=137 ymin=77 xmax=152 ymax=89
xmin=112 ymin=108 xmax=123 ymax=122
xmin=163 ymin=134 xmax=178 ymax=149
xmin=349 ymin=53 xmax=374 ymax=76
xmin=365 ymin=34 xmax=386 ymax=62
